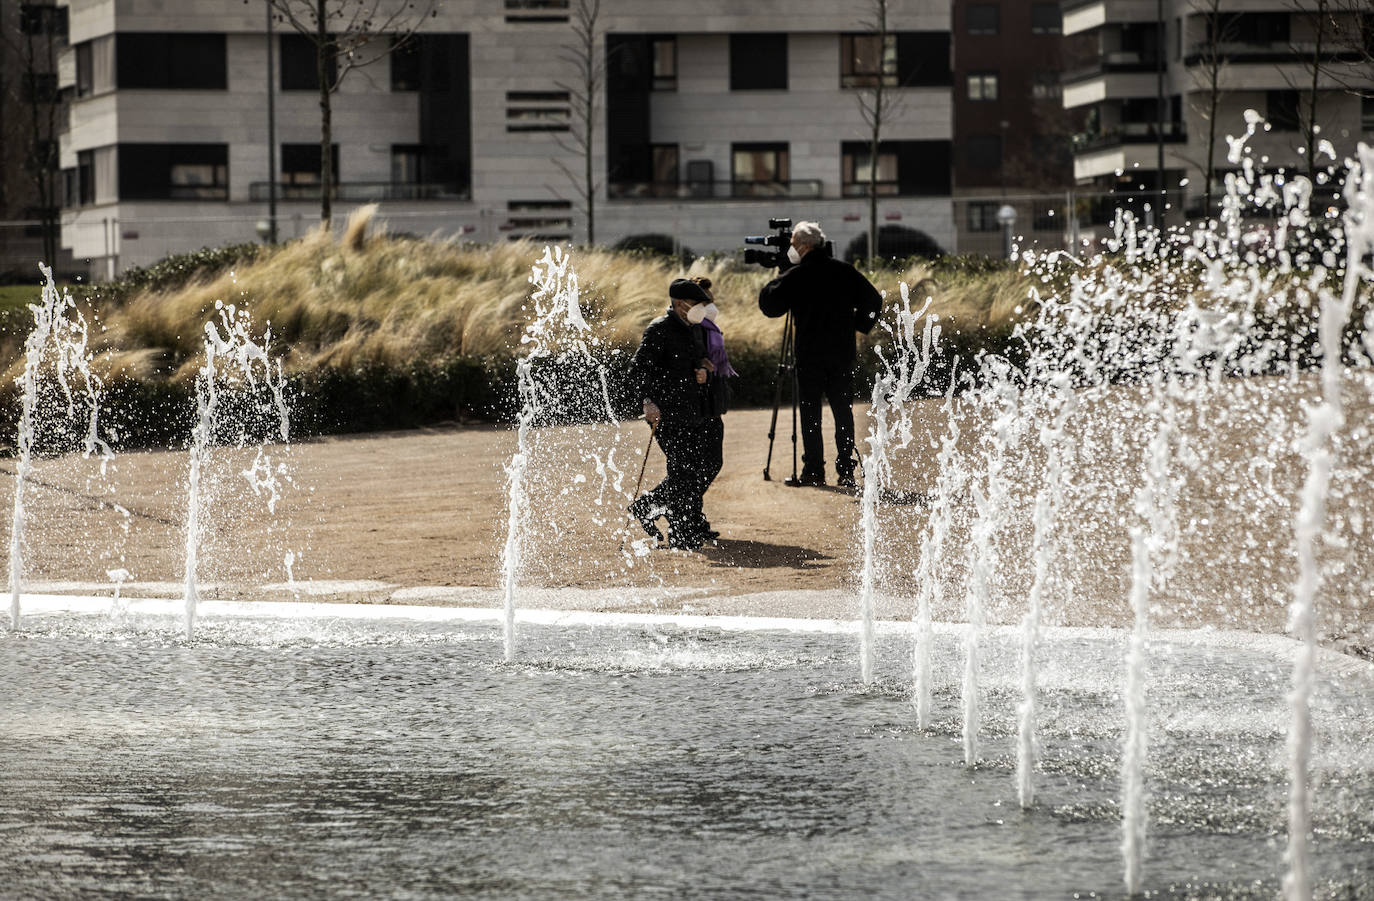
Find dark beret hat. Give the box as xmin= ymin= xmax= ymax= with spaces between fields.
xmin=668 ymin=278 xmax=711 ymax=304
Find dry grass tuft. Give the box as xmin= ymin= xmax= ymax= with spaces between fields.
xmin=57 ymin=219 xmax=1039 ymax=382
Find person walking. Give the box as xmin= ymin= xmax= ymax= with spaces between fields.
xmin=757 ymin=220 xmax=882 ymax=489
xmin=688 ymin=275 xmax=736 ymax=541
xmin=624 ymin=278 xmax=717 ymax=550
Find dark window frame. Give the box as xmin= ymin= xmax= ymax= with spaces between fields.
xmin=731 ymin=141 xmax=790 ymax=195
xmin=841 ymin=142 xmax=899 ymax=197
xmin=118 ymin=143 xmax=229 ymax=201
xmin=281 ymin=143 xmax=340 ymax=185
xmin=1030 ymin=3 xmax=1062 ymax=35
xmin=281 ymin=33 xmax=336 ymax=92
xmin=729 ymin=33 xmax=788 ymax=91
xmin=968 ymin=201 xmax=999 ymax=232
xmin=966 ymin=71 xmax=998 ymax=101
xmin=75 ymin=41 xmax=93 ymax=97
xmin=840 ymin=33 xmax=897 ymax=88
xmin=116 ymin=33 xmax=227 ymax=90
xmin=967 ymin=4 xmax=999 ymax=36
xmin=651 ymin=36 xmax=677 ymax=91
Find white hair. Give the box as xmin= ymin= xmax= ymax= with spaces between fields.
xmin=791 ymin=220 xmax=826 ymax=248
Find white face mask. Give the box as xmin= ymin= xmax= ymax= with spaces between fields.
xmin=686 ymin=302 xmax=711 ymax=324
xmin=787 ymin=245 xmax=802 ymax=265
xmin=700 ymin=303 xmax=719 ymax=322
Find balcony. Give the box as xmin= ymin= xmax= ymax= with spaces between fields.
xmin=248 ymin=182 xmax=470 ymax=202
xmin=1183 ymin=41 xmax=1363 ymax=67
xmin=1063 ymin=51 xmax=1162 ymax=83
xmin=607 ymin=179 xmax=824 ymax=201
xmin=1072 ymin=122 xmax=1187 ymax=154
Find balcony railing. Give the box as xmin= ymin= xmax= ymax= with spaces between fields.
xmin=1073 ymin=122 xmax=1187 ymax=153
xmin=248 ymin=182 xmax=470 ymax=202
xmin=1064 ymin=51 xmax=1163 ymax=83
xmin=1183 ymin=41 xmax=1364 ymax=66
xmin=607 ymin=179 xmax=824 ymax=200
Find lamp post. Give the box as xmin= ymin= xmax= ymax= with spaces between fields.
xmin=266 ymin=0 xmax=278 ymax=243
xmin=996 ymin=203 xmax=1017 ymax=260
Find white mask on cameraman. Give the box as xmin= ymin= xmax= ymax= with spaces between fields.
xmin=786 ymin=245 xmax=802 ymax=265
xmin=686 ymin=302 xmax=710 ymax=324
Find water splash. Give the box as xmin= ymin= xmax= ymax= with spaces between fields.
xmin=183 ymin=302 xmax=291 ymax=640
xmin=9 ymin=264 xmax=113 ymax=629
xmin=859 ymin=283 xmax=935 ymax=683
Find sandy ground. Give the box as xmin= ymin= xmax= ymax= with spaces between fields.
xmin=4 ymin=390 xmax=1372 ymax=655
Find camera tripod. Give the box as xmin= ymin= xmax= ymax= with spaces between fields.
xmin=763 ymin=311 xmax=803 ymax=486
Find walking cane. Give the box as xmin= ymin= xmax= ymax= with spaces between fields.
xmin=632 ymin=419 xmax=658 ymax=500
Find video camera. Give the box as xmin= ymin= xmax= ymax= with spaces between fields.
xmin=743 ymin=218 xmax=793 ymax=269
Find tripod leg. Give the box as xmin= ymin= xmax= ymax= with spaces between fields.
xmin=790 ymin=355 xmax=800 ymax=482
xmin=763 ymin=311 xmax=793 ymax=481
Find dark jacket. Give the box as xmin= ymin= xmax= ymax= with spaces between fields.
xmin=623 ymin=309 xmax=710 ymax=426
xmin=757 ymin=246 xmax=883 ymax=367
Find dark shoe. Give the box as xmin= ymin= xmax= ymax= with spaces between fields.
xmin=836 ymin=472 xmax=858 ymax=491
xmin=628 ymin=496 xmax=664 ymax=543
xmin=796 ymin=471 xmax=826 ymax=487
xmin=666 ymin=531 xmax=704 ymax=551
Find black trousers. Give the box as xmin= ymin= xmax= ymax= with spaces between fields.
xmin=645 ymin=419 xmax=714 ymax=538
xmin=796 ymin=360 xmax=856 ymax=478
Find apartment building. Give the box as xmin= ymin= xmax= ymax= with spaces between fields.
xmin=0 ymin=0 xmax=74 ymax=280
xmin=53 ymin=0 xmax=954 ymax=277
xmin=951 ymin=0 xmax=1092 ymax=256
xmin=1063 ymin=0 xmax=1374 ymax=225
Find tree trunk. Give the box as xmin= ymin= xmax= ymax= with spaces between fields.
xmin=317 ymin=0 xmax=333 ymax=226
xmin=1204 ymin=7 xmax=1220 ymax=219
xmin=1306 ymin=3 xmax=1325 ymax=183
xmin=866 ymin=0 xmax=887 ymax=266
xmin=584 ymin=54 xmax=594 ymax=245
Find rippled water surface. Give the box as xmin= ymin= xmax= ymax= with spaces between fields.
xmin=2 ymin=610 xmax=1372 ymax=899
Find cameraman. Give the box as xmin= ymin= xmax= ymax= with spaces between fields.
xmin=758 ymin=220 xmax=882 ymax=489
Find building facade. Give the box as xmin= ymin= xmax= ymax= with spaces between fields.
xmin=1063 ymin=0 xmax=1374 ymax=227
xmin=951 ymin=0 xmax=1092 ymax=255
xmin=54 ymin=0 xmax=955 ymax=277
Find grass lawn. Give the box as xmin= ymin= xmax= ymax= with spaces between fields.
xmin=0 ymin=284 xmax=41 ymax=312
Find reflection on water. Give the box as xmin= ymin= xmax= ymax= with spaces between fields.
xmin=2 ymin=613 xmax=1372 ymax=899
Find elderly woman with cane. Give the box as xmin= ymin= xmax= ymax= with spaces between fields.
xmin=623 ymin=278 xmax=721 ymax=551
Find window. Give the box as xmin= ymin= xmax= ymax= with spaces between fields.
xmin=281 ymin=144 xmax=339 ymax=186
xmin=76 ymin=150 xmax=94 ymax=205
xmin=730 ymin=34 xmax=787 ymax=90
xmin=968 ymin=202 xmax=999 ymax=232
xmin=391 ymin=38 xmax=422 ymax=91
xmin=731 ymin=142 xmax=789 ymax=196
xmin=75 ymin=41 xmax=92 ymax=97
xmin=118 ymin=144 xmax=228 ymax=200
xmin=651 ymin=37 xmax=676 ymax=90
xmin=1267 ymin=90 xmax=1300 ymax=131
xmin=1033 ymin=202 xmax=1058 ymax=231
xmin=505 ymin=199 xmax=572 ymax=242
xmin=651 ymin=144 xmax=679 ymax=190
xmin=966 ymin=136 xmax=1002 ymax=169
xmin=841 ymin=143 xmax=898 ymax=196
xmin=1032 ymin=71 xmax=1061 ymax=100
xmin=840 ymin=33 xmax=897 ymax=88
xmin=281 ymin=33 xmax=335 ymax=91
xmin=20 ymin=3 xmax=66 ymax=37
xmin=1031 ymin=4 xmax=1062 ymax=35
xmin=897 ymin=32 xmax=953 ymax=87
xmin=116 ymin=34 xmax=226 ymax=89
xmin=967 ymin=5 xmax=999 ymax=36
xmin=967 ymin=72 xmax=998 ymax=101
xmin=1363 ymin=97 xmax=1374 ymax=133
xmin=506 ymin=90 xmax=570 ymax=132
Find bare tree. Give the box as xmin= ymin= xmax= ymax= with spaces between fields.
xmin=1 ymin=1 xmax=63 ymax=266
xmin=1322 ymin=0 xmax=1373 ymax=98
xmin=265 ymin=0 xmax=438 ymax=226
xmin=1184 ymin=0 xmax=1238 ymax=217
xmin=552 ymin=0 xmax=604 ymax=246
xmin=854 ymin=0 xmax=900 ymax=265
xmin=1282 ymin=0 xmax=1335 ymax=183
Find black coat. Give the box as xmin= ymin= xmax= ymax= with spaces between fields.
xmin=623 ymin=310 xmax=709 ymax=426
xmin=757 ymin=247 xmax=883 ymax=367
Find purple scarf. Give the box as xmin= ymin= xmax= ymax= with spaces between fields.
xmin=701 ymin=318 xmax=738 ymax=378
